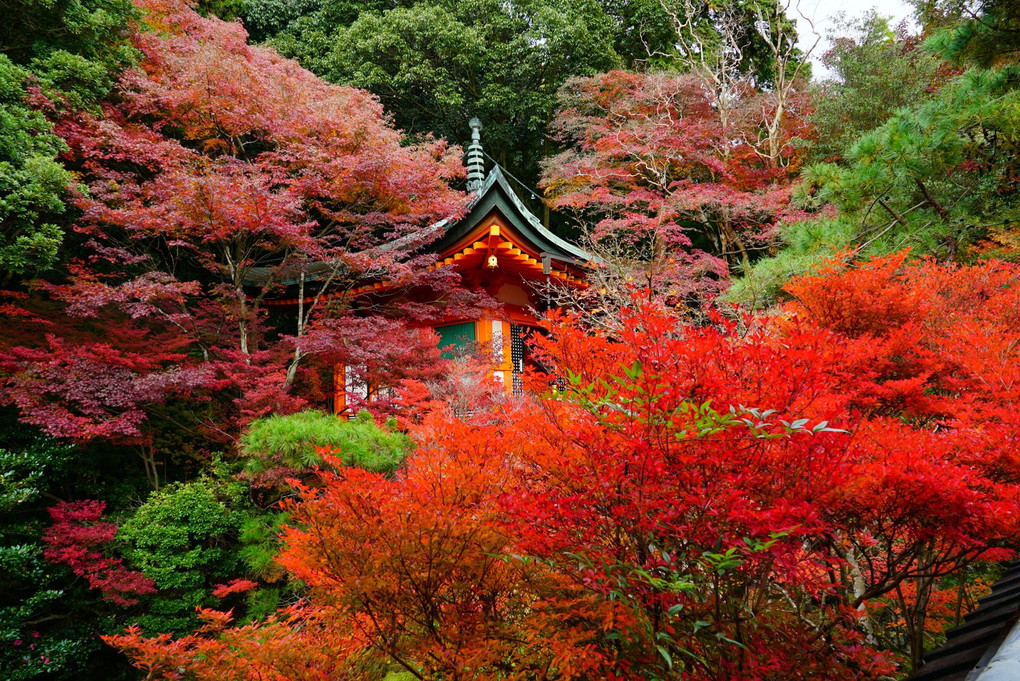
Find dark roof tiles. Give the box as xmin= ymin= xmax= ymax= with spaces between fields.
xmin=908 ymin=562 xmax=1020 ymax=681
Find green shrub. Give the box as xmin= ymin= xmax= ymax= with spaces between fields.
xmin=724 ymin=216 xmax=856 ymax=309
xmin=117 ymin=479 xmax=242 ymax=634
xmin=238 ymin=511 xmax=288 ymax=582
xmin=240 ymin=410 xmax=412 ymax=476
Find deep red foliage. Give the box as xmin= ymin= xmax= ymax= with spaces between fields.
xmin=542 ymin=70 xmax=812 ymax=285
xmin=0 ymin=0 xmax=469 ymax=460
xmin=42 ymin=501 xmax=156 ymax=607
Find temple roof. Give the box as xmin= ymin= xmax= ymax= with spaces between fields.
xmin=249 ymin=164 xmax=593 ymax=288
xmin=908 ymin=561 xmax=1020 ymax=681
xmin=430 ymin=165 xmax=592 ymax=265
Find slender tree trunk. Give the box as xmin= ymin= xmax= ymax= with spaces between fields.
xmin=225 ymin=245 xmax=251 ymax=358
xmin=285 ymin=271 xmax=305 ymax=387
xmin=138 ymin=442 xmax=160 ymax=490
xmin=954 ymin=567 xmax=968 ymax=628
xmin=719 ymin=218 xmax=750 ymax=269
xmin=908 ymin=576 xmax=933 ymax=671
xmin=845 ymin=545 xmax=877 ymax=644
xmin=237 ymin=291 xmax=250 ymax=357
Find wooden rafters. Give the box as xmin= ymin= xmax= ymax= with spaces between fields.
xmin=433 ymin=217 xmax=587 ymax=286
xmin=264 ymin=209 xmax=588 ymax=306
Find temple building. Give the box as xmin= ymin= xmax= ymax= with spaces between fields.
xmin=339 ymin=119 xmax=593 ymax=411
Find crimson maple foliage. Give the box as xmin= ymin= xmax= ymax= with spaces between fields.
xmin=779 ymin=251 xmax=1020 ymax=666
xmin=542 ymin=70 xmax=812 ymax=286
xmin=0 ymin=0 xmax=471 ymax=476
xmin=42 ymin=500 xmax=156 ymax=607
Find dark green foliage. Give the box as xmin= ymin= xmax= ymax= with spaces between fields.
xmin=725 ymin=215 xmax=857 ymax=306
xmin=241 ymin=409 xmax=413 ymax=475
xmin=655 ymin=0 xmax=806 ymax=87
xmin=242 ymin=0 xmax=323 ymax=42
xmin=0 ymin=0 xmax=136 ymax=107
xmin=807 ymin=65 xmax=1020 ymax=257
xmin=0 ymin=57 xmax=71 ymax=282
xmin=231 ymin=410 xmax=417 ymax=615
xmin=194 ymin=0 xmax=248 ymax=20
xmin=242 ymin=584 xmax=284 ymax=621
xmin=117 ymin=478 xmax=245 ymax=634
xmin=265 ymin=0 xmax=620 ymax=187
xmin=917 ymin=0 xmax=1020 ymax=67
xmin=0 ymin=432 xmax=74 ymax=514
xmin=809 ymin=11 xmax=943 ymax=163
xmin=110 ymin=460 xmax=306 ymax=635
xmin=729 ymin=6 xmax=1020 ymax=308
xmin=595 ymin=0 xmax=680 ymax=68
xmin=0 ymin=0 xmax=135 ymax=65
xmin=0 ymin=0 xmax=136 ymax=283
xmin=0 ymin=415 xmax=143 ymax=681
xmin=244 ymin=0 xmax=802 ymax=195
xmin=732 ymin=61 xmax=1020 ymax=307
xmin=236 ymin=508 xmax=291 ymax=621
xmin=0 ymin=436 xmax=89 ymax=681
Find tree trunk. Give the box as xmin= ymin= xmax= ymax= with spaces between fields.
xmin=285 ymin=271 xmax=305 ymax=387
xmin=845 ymin=545 xmax=877 ymax=645
xmin=138 ymin=443 xmax=160 ymax=490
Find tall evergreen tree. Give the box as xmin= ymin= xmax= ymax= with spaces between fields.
xmin=731 ymin=3 xmax=1020 ymax=306
xmin=0 ymin=0 xmax=137 ymax=282
xmin=917 ymin=0 xmax=1020 ymax=67
xmin=808 ymin=11 xmax=944 ymax=164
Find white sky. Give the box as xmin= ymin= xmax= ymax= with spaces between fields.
xmin=792 ymin=0 xmax=918 ymax=79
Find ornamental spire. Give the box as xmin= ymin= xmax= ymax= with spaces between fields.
xmin=466 ymin=117 xmax=485 ymax=193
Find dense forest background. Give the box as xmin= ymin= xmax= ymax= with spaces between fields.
xmin=2 ymin=0 xmax=1020 ymax=678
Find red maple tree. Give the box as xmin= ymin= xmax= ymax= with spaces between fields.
xmin=542 ymin=70 xmax=812 ymax=284
xmin=42 ymin=500 xmax=156 ymax=607
xmin=0 ymin=0 xmax=470 ymax=477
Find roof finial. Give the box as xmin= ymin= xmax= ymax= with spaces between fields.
xmin=466 ymin=117 xmax=485 ymax=193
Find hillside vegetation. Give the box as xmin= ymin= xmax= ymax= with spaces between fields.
xmin=2 ymin=0 xmax=1019 ymax=679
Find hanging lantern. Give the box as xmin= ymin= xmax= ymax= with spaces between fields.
xmin=487 ymin=254 xmax=498 ymax=269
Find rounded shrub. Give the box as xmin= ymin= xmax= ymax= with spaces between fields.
xmin=240 ymin=410 xmax=412 ymax=476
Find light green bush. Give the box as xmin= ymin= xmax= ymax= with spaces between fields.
xmin=725 ymin=217 xmax=856 ymax=309
xmin=240 ymin=410 xmax=412 ymax=476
